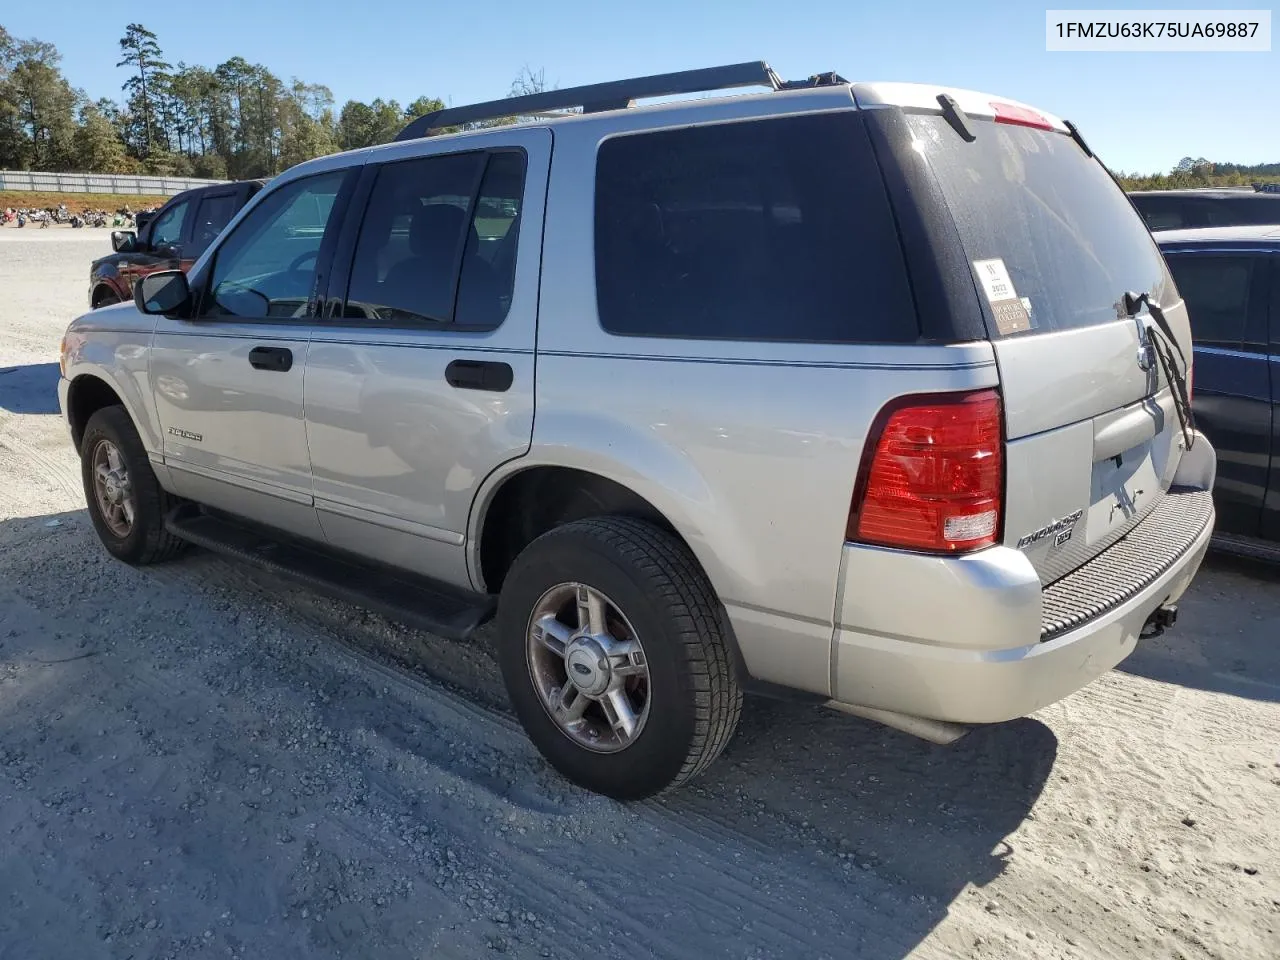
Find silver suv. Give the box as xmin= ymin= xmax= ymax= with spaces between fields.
xmin=59 ymin=63 xmax=1218 ymax=799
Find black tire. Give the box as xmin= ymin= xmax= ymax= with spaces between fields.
xmin=496 ymin=516 xmax=742 ymax=800
xmin=93 ymin=290 xmax=122 ymax=308
xmin=80 ymin=406 xmax=188 ymax=565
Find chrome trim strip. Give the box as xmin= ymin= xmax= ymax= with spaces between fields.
xmin=165 ymin=460 xmax=312 ymax=505
xmin=1193 ymin=345 xmax=1269 ymax=360
xmin=536 ymin=350 xmax=995 ymax=371
xmin=1159 ymin=246 xmax=1280 ymax=254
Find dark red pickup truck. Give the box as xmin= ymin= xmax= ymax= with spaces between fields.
xmin=88 ymin=180 xmax=263 ymax=308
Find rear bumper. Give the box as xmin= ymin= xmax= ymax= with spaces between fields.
xmin=828 ymin=483 xmax=1214 ymax=724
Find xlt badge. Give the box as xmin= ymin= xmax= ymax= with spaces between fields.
xmin=1016 ymin=509 xmax=1083 ymax=549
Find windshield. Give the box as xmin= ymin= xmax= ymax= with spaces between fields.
xmin=907 ymin=115 xmax=1174 ymax=338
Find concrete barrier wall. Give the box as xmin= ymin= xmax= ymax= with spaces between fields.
xmin=0 ymin=170 xmax=227 ymax=197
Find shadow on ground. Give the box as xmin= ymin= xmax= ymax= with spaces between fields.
xmin=0 ymin=508 xmax=1056 ymax=959
xmin=1118 ymin=551 xmax=1280 ymax=702
xmin=673 ymin=699 xmax=1056 ymax=914
xmin=0 ymin=362 xmax=59 ymax=414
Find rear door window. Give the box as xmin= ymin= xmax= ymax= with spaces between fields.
xmin=594 ymin=113 xmax=918 ymax=343
xmin=455 ymin=151 xmax=526 ymax=328
xmin=341 ymin=150 xmax=525 ymax=329
xmin=343 ymin=153 xmax=482 ymax=325
xmin=906 ymin=115 xmax=1173 ymax=338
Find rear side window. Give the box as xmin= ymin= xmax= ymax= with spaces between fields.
xmin=1166 ymin=255 xmax=1257 ymax=348
xmin=189 ymin=193 xmax=239 ymax=257
xmin=594 ymin=113 xmax=918 ymax=343
xmin=1228 ymin=197 xmax=1280 ymax=226
xmin=344 ymin=150 xmax=525 ymax=328
xmin=906 ymin=115 xmax=1173 ymax=338
xmin=1129 ymin=195 xmax=1195 ymax=231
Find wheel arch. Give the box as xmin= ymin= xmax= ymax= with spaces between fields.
xmin=65 ymin=373 xmax=128 ymax=453
xmin=467 ymin=455 xmax=757 ymax=681
xmin=472 ymin=463 xmax=674 ymax=594
xmin=91 ymin=281 xmax=125 ymax=308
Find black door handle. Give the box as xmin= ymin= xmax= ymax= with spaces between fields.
xmin=445 ymin=359 xmax=513 ymax=392
xmin=248 ymin=346 xmax=293 ymax=372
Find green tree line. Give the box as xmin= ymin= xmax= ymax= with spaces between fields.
xmin=1 ymin=22 xmax=548 ymax=179
xmin=1114 ymin=156 xmax=1280 ymax=191
xmin=3 ymin=22 xmax=1277 ymax=186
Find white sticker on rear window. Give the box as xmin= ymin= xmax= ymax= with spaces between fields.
xmin=973 ymin=258 xmax=1032 ymax=335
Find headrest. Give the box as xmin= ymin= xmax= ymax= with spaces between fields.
xmin=409 ymin=202 xmax=468 ymax=258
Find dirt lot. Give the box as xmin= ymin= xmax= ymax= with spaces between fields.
xmin=1 ymin=229 xmax=1277 ymax=960
xmin=1 ymin=192 xmax=168 ymax=215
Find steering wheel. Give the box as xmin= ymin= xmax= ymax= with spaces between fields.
xmin=287 ymin=249 xmax=318 ymax=273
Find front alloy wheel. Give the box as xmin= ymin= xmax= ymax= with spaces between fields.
xmin=79 ymin=405 xmax=188 ymax=565
xmin=90 ymin=438 xmax=136 ymax=538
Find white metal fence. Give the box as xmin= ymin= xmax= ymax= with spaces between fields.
xmin=0 ymin=170 xmax=227 ymax=197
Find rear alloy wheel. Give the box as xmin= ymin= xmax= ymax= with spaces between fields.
xmin=80 ymin=406 xmax=188 ymax=565
xmin=497 ymin=516 xmax=742 ymax=800
xmin=526 ymin=582 xmax=652 ymax=753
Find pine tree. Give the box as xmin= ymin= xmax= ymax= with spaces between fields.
xmin=116 ymin=23 xmax=169 ymax=157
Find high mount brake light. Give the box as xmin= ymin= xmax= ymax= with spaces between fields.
xmin=848 ymin=390 xmax=1004 ymax=553
xmin=990 ymin=102 xmax=1055 ymax=131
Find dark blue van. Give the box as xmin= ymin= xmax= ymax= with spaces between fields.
xmin=1156 ymin=226 xmax=1280 ymax=553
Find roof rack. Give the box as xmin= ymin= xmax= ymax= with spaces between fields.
xmin=394 ymin=61 xmax=848 ymax=142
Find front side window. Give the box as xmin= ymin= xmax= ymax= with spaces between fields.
xmin=149 ymin=199 xmax=188 ymax=248
xmin=342 ymin=150 xmax=526 ymax=328
xmin=1166 ymin=255 xmax=1256 ymax=348
xmin=205 ymin=171 xmax=346 ymax=320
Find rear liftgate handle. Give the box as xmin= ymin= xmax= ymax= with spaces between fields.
xmin=445 ymin=359 xmax=513 ymax=392
xmin=248 ymin=346 xmax=293 ymax=372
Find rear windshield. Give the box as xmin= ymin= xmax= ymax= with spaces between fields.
xmin=594 ymin=113 xmax=919 ymax=343
xmin=907 ymin=115 xmax=1173 ymax=338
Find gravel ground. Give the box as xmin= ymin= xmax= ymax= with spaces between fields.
xmin=1 ymin=228 xmax=1278 ymax=960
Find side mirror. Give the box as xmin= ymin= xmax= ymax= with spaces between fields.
xmin=135 ymin=270 xmax=192 ymax=316
xmin=111 ymin=230 xmax=137 ymax=253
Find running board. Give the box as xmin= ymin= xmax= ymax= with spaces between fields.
xmin=164 ymin=510 xmax=496 ymax=640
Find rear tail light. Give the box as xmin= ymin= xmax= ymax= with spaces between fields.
xmin=848 ymin=390 xmax=1004 ymax=553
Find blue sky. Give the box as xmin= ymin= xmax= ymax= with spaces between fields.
xmin=6 ymin=0 xmax=1276 ymax=172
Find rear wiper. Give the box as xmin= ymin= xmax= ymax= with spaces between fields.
xmin=1123 ymin=291 xmax=1196 ymax=451
xmin=935 ymin=94 xmax=976 ymax=142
